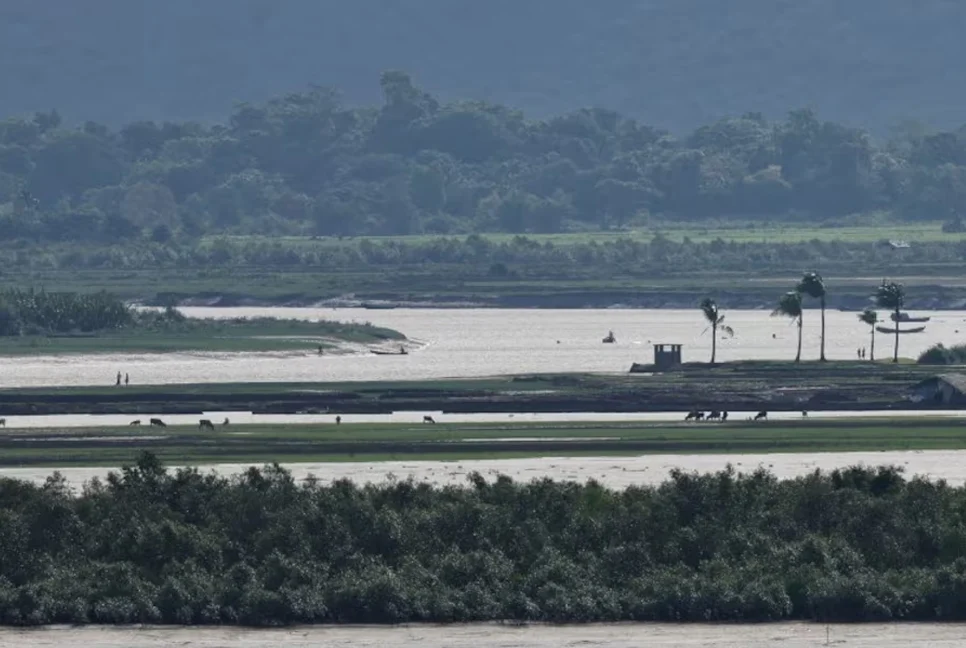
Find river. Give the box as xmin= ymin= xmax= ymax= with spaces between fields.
xmin=0 ymin=307 xmax=962 ymax=388
xmin=0 ymin=622 xmax=963 ymax=647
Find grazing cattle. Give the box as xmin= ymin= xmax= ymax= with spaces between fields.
xmin=335 ymin=416 xmax=342 ymax=425
xmin=150 ymin=418 xmax=166 ymax=427
xmin=707 ymin=410 xmax=721 ymax=421
xmin=802 ymin=410 xmax=809 ymax=418
xmin=754 ymin=410 xmax=768 ymax=421
xmin=199 ymin=419 xmax=215 ymax=430
xmin=0 ymin=418 xmax=5 ymax=427
xmin=684 ymin=410 xmax=698 ymax=421
xmin=223 ymin=417 xmax=230 ymax=426
xmin=721 ymin=411 xmax=729 ymax=421
xmin=694 ymin=411 xmax=705 ymax=421
xmin=423 ymin=415 xmax=437 ymax=424
xmin=130 ymin=420 xmax=141 ymax=426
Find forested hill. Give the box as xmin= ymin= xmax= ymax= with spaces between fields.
xmin=2 ymin=0 xmax=965 ymax=132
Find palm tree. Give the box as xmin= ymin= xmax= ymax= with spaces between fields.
xmin=857 ymin=308 xmax=878 ymax=361
xmin=771 ymin=291 xmax=804 ymax=362
xmin=699 ymin=298 xmax=734 ymax=364
xmin=875 ymin=280 xmax=905 ymax=363
xmin=797 ymin=272 xmax=827 ymax=361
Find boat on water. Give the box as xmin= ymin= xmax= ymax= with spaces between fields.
xmin=602 ymin=331 xmax=616 ymax=344
xmin=876 ymin=325 xmax=927 ymax=335
xmin=362 ymin=302 xmax=398 ymax=310
xmin=371 ymin=346 xmax=408 ymax=356
xmin=891 ymin=312 xmax=931 ymax=323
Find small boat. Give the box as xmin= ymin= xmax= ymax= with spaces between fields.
xmin=602 ymin=331 xmax=616 ymax=344
xmin=362 ymin=302 xmax=398 ymax=310
xmin=371 ymin=346 xmax=408 ymax=356
xmin=891 ymin=312 xmax=931 ymax=323
xmin=876 ymin=325 xmax=927 ymax=335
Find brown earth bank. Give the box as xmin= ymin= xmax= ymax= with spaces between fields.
xmin=0 ymin=363 xmax=951 ymax=417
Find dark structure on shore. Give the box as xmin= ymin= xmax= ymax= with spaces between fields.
xmin=911 ymin=374 xmax=966 ymax=405
xmin=653 ymin=344 xmax=683 ymax=371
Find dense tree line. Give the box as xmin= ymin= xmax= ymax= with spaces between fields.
xmin=2 ymin=72 xmax=966 ymax=242
xmin=0 ymin=236 xmax=960 ymax=279
xmin=0 ymin=288 xmax=131 ymax=336
xmin=2 ymin=454 xmax=966 ymax=625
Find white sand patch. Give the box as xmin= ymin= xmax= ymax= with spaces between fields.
xmin=3 ymin=450 xmax=966 ymax=490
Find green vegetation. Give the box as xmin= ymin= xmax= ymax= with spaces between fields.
xmin=798 ymin=272 xmax=828 ymax=362
xmin=859 ymin=309 xmax=880 ymax=362
xmin=771 ymin=292 xmax=804 ymax=362
xmin=876 ymin=281 xmax=907 ymax=363
xmin=0 ymin=288 xmax=402 ymax=355
xmin=698 ymin=298 xmax=733 ymax=365
xmin=918 ymin=344 xmax=966 ymax=365
xmin=2 ymin=71 xmax=966 ymax=243
xmin=3 ymin=418 xmax=966 ymax=468
xmin=2 ymin=16 xmax=966 ymax=308
xmin=1 ymin=452 xmax=966 ymax=624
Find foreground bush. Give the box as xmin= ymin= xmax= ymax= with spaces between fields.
xmin=918 ymin=343 xmax=966 ymax=365
xmin=2 ymin=453 xmax=966 ymax=625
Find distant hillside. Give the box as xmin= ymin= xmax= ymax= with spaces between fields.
xmin=2 ymin=0 xmax=965 ymax=132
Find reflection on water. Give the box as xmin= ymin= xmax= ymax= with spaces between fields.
xmin=0 ymin=622 xmax=964 ymax=647
xmin=1 ymin=307 xmax=964 ymax=388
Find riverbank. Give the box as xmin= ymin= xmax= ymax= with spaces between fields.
xmin=0 ymin=316 xmax=405 ymax=356
xmin=0 ymin=622 xmax=958 ymax=647
xmin=0 ymin=362 xmax=945 ymax=416
xmin=8 ymin=264 xmax=966 ymax=310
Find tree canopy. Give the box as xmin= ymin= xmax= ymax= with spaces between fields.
xmin=2 ymin=73 xmax=966 ymax=243
xmin=2 ymin=456 xmax=966 ymax=625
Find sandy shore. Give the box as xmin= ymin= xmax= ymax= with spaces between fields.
xmin=3 ymin=450 xmax=965 ymax=490
xmin=1 ymin=622 xmax=965 ymax=648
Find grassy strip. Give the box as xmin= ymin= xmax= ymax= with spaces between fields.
xmin=0 ymin=318 xmax=404 ymax=356
xmin=2 ymin=419 xmax=966 ymax=467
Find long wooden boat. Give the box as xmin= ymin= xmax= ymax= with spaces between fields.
xmin=876 ymin=325 xmax=927 ymax=335
xmin=891 ymin=312 xmax=931 ymax=323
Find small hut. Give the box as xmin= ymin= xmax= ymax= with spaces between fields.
xmin=653 ymin=344 xmax=683 ymax=371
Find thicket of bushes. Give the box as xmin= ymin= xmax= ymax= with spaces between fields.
xmin=2 ymin=453 xmax=966 ymax=625
xmin=0 ymin=288 xmax=131 ymax=336
xmin=917 ymin=343 xmax=966 ymax=365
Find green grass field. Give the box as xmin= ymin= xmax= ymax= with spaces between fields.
xmin=2 ymin=418 xmax=964 ymax=467
xmin=0 ymin=318 xmax=403 ymax=356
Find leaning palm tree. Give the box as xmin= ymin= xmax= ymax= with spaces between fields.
xmin=857 ymin=308 xmax=878 ymax=361
xmin=797 ymin=272 xmax=827 ymax=361
xmin=875 ymin=280 xmax=905 ymax=363
xmin=771 ymin=291 xmax=804 ymax=362
xmin=699 ymin=298 xmax=734 ymax=364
